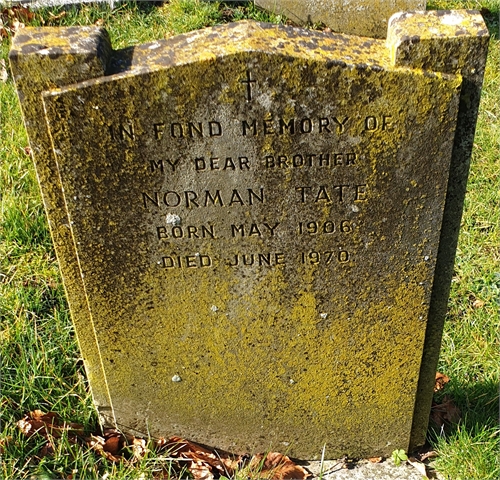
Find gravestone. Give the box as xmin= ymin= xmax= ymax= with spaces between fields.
xmin=255 ymin=0 xmax=426 ymax=38
xmin=9 ymin=11 xmax=489 ymax=458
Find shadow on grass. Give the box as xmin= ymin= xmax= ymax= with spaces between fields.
xmin=426 ymin=378 xmax=499 ymax=479
xmin=428 ymin=377 xmax=499 ymax=440
xmin=482 ymin=8 xmax=499 ymax=39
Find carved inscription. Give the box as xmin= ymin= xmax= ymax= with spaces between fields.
xmin=296 ymin=185 xmax=367 ymax=203
xmin=158 ymin=251 xmax=353 ymax=269
xmin=136 ymin=113 xmax=388 ymax=268
xmin=153 ymin=121 xmax=223 ymax=139
xmin=298 ymin=220 xmax=353 ymax=235
xmin=144 ymin=172 xmax=368 ymax=268
xmin=107 ymin=115 xmax=394 ymax=142
xmin=157 ymin=225 xmax=216 ymax=239
xmin=265 ymin=152 xmax=356 ymax=168
xmin=194 ymin=157 xmax=250 ymax=171
xmin=161 ymin=254 xmax=213 ymax=268
xmin=240 ymin=70 xmax=256 ymax=101
xmin=241 ymin=116 xmax=349 ymax=136
xmin=105 ymin=76 xmax=399 ymax=270
xmin=148 ymin=154 xmax=358 ymax=174
xmin=143 ymin=188 xmax=265 ymax=209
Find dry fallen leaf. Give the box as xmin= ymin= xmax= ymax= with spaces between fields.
xmin=250 ymin=452 xmax=311 ymax=480
xmin=102 ymin=430 xmax=124 ymax=456
xmin=166 ymin=436 xmax=236 ymax=479
xmin=88 ymin=434 xmax=124 ymax=463
xmin=472 ymin=299 xmax=485 ymax=309
xmin=38 ymin=440 xmax=56 ymax=458
xmin=12 ymin=19 xmax=23 ymax=32
xmin=434 ymin=372 xmax=450 ymax=392
xmin=0 ymin=6 xmax=34 ymax=36
xmin=407 ymin=456 xmax=428 ymax=478
xmin=17 ymin=410 xmax=84 ymax=439
xmin=13 ymin=6 xmax=34 ymax=22
xmin=469 ymin=293 xmax=486 ymax=309
xmin=17 ymin=417 xmax=35 ymax=436
xmin=17 ymin=410 xmax=86 ymax=461
xmin=0 ymin=436 xmax=12 ymax=455
xmin=368 ymin=456 xmax=383 ymax=463
xmin=165 ymin=437 xmax=309 ymax=480
xmin=131 ymin=437 xmax=148 ymax=460
xmin=419 ymin=450 xmax=438 ymax=462
xmin=102 ymin=435 xmax=122 ymax=455
xmin=48 ymin=10 xmax=66 ymax=21
xmin=431 ymin=395 xmax=461 ymax=427
xmin=188 ymin=459 xmax=214 ymax=480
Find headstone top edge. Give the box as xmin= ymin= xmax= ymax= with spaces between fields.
xmin=388 ymin=9 xmax=489 ymax=40
xmin=39 ymin=21 xmax=463 ymax=98
xmin=85 ymin=20 xmax=399 ymax=77
xmin=123 ymin=19 xmax=388 ymax=52
xmin=9 ymin=25 xmax=110 ymax=59
xmin=386 ymin=9 xmax=489 ymax=75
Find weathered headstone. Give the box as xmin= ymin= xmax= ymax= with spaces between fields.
xmin=9 ymin=11 xmax=488 ymax=458
xmin=255 ymin=0 xmax=426 ymax=38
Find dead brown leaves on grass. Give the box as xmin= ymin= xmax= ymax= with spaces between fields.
xmin=434 ymin=372 xmax=450 ymax=392
xmin=249 ymin=451 xmax=310 ymax=480
xmin=17 ymin=410 xmax=85 ymax=460
xmin=0 ymin=5 xmax=66 ymax=39
xmin=17 ymin=409 xmax=84 ymax=439
xmin=430 ymin=395 xmax=461 ymax=428
xmin=430 ymin=371 xmax=461 ymax=430
xmin=15 ymin=374 xmax=458 ymax=478
xmin=17 ymin=411 xmax=310 ymax=479
xmin=165 ymin=436 xmax=241 ymax=479
xmin=0 ymin=6 xmax=34 ymax=37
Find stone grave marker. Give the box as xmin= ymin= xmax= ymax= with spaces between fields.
xmin=255 ymin=0 xmax=426 ymax=38
xmin=9 ymin=11 xmax=489 ymax=458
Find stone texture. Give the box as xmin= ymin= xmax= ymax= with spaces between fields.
xmin=305 ymin=458 xmax=444 ymax=479
xmin=9 ymin=12 xmax=488 ymax=459
xmin=255 ymin=0 xmax=426 ymax=38
xmin=386 ymin=9 xmax=490 ymax=449
xmin=8 ymin=26 xmax=113 ymax=411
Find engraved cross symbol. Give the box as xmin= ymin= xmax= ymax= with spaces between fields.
xmin=240 ymin=70 xmax=256 ymax=101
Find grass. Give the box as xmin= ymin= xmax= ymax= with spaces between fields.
xmin=1 ymin=0 xmax=499 ymax=478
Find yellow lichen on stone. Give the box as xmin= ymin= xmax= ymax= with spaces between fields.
xmin=387 ymin=10 xmax=489 ymax=75
xmin=9 ymin=25 xmax=114 ymax=412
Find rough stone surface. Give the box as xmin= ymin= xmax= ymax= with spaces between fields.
xmin=9 ymin=12 xmax=488 ymax=459
xmin=305 ymin=458 xmax=444 ymax=479
xmin=387 ymin=9 xmax=489 ymax=449
xmin=9 ymin=26 xmax=113 ymax=410
xmin=255 ymin=0 xmax=426 ymax=38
